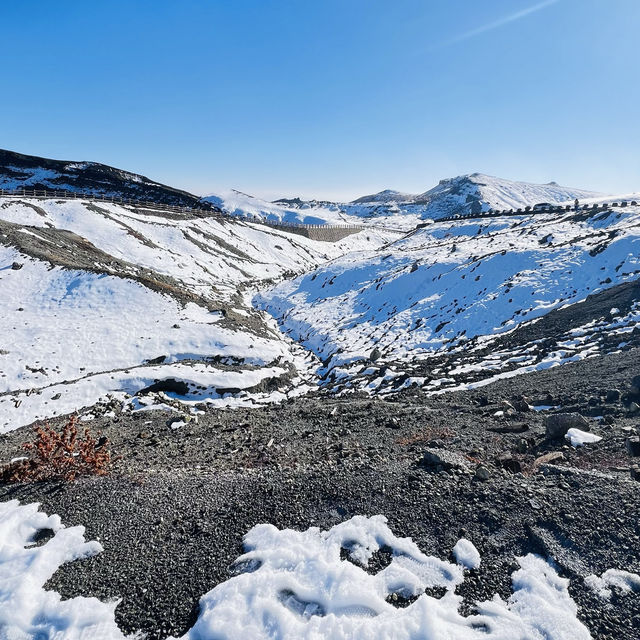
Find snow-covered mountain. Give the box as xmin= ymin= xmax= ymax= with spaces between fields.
xmin=0 ymin=149 xmax=210 ymax=209
xmin=204 ymin=174 xmax=603 ymax=227
xmin=1 ymin=149 xmax=638 ymax=429
xmin=407 ymin=173 xmax=602 ymax=217
xmin=257 ymin=202 xmax=640 ymax=395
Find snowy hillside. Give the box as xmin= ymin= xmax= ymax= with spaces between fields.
xmin=204 ymin=174 xmax=602 ymax=227
xmin=257 ymin=202 xmax=640 ymax=395
xmin=0 ymin=149 xmax=209 ymax=208
xmin=0 ymin=196 xmax=390 ymax=432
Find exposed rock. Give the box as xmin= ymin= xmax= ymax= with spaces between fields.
xmin=475 ymin=466 xmax=490 ymax=481
xmin=533 ymin=451 xmax=564 ymax=470
xmin=420 ymin=448 xmax=470 ymax=472
xmin=545 ymin=413 xmax=589 ymax=439
xmin=625 ymin=437 xmax=640 ymax=457
xmin=496 ymin=454 xmax=522 ymax=473
xmin=605 ymin=389 xmax=621 ymax=403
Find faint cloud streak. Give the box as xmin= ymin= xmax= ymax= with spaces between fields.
xmin=442 ymin=0 xmax=561 ymax=47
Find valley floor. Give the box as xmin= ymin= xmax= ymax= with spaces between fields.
xmin=1 ymin=347 xmax=639 ymax=639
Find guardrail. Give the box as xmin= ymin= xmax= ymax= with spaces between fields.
xmin=432 ymin=199 xmax=639 ymax=224
xmin=0 ymin=188 xmax=217 ymax=215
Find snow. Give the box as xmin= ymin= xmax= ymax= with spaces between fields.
xmin=204 ymin=174 xmax=602 ymax=226
xmin=0 ymin=503 xmax=597 ymax=640
xmin=180 ymin=516 xmax=592 ymax=640
xmin=0 ymin=245 xmax=312 ymax=432
xmin=585 ymin=569 xmax=640 ymax=600
xmin=0 ymin=197 xmax=396 ymax=430
xmin=258 ymin=204 xmax=640 ymax=394
xmin=565 ymin=428 xmax=602 ymax=447
xmin=453 ymin=538 xmax=481 ymax=570
xmin=0 ymin=500 xmax=129 ymax=639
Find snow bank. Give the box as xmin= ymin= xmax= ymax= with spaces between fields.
xmin=0 ymin=503 xmax=595 ymax=640
xmin=179 ymin=515 xmax=591 ymax=640
xmin=0 ymin=500 xmax=129 ymax=639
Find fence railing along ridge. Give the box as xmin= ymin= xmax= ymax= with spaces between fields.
xmin=433 ymin=199 xmax=639 ymax=224
xmin=0 ymin=188 xmax=365 ymax=231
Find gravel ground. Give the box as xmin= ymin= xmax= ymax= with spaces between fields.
xmin=1 ymin=348 xmax=640 ymax=639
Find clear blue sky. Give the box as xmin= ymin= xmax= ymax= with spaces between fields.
xmin=1 ymin=0 xmax=638 ymax=200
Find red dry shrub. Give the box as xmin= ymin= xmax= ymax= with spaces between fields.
xmin=1 ymin=416 xmax=113 ymax=483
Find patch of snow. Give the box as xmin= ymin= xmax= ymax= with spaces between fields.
xmin=585 ymin=569 xmax=640 ymax=600
xmin=0 ymin=504 xmax=596 ymax=640
xmin=565 ymin=428 xmax=602 ymax=447
xmin=453 ymin=538 xmax=481 ymax=570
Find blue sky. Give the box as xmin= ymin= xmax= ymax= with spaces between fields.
xmin=1 ymin=1 xmax=638 ymax=200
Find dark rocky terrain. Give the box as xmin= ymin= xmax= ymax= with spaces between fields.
xmin=0 ymin=149 xmax=216 ymax=209
xmin=1 ymin=346 xmax=639 ymax=639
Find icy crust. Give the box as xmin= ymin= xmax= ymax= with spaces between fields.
xmin=0 ymin=500 xmax=130 ymax=639
xmin=0 ymin=503 xmax=596 ymax=640
xmin=180 ymin=516 xmax=591 ymax=640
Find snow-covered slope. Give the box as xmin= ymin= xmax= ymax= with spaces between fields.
xmin=201 ymin=190 xmax=358 ymax=226
xmin=0 ymin=196 xmax=390 ymax=431
xmin=204 ymin=174 xmax=602 ymax=228
xmin=0 ymin=148 xmax=209 ymax=208
xmin=256 ymin=203 xmax=640 ymax=395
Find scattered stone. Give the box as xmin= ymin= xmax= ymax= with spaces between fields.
xmin=625 ymin=437 xmax=640 ymax=457
xmin=476 ymin=394 xmax=489 ymax=407
xmin=386 ymin=417 xmax=400 ymax=429
xmin=497 ymin=454 xmax=522 ymax=473
xmin=545 ymin=413 xmax=589 ymax=440
xmin=475 ymin=466 xmax=490 ymax=481
xmin=605 ymin=389 xmax=621 ymax=403
xmin=533 ymin=451 xmax=564 ymax=470
xmin=420 ymin=448 xmax=470 ymax=472
xmin=516 ymin=438 xmax=529 ymax=453
xmin=510 ymin=397 xmax=531 ymax=413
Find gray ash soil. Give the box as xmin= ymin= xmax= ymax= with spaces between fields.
xmin=2 ymin=348 xmax=640 ymax=639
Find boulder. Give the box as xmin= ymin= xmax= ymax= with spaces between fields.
xmin=421 ymin=448 xmax=470 ymax=472
xmin=369 ymin=347 xmax=382 ymax=362
xmin=605 ymin=389 xmax=621 ymax=403
xmin=545 ymin=413 xmax=589 ymax=440
xmin=11 ymin=262 xmax=23 ymax=270
xmin=475 ymin=466 xmax=490 ymax=481
xmin=626 ymin=437 xmax=640 ymax=457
